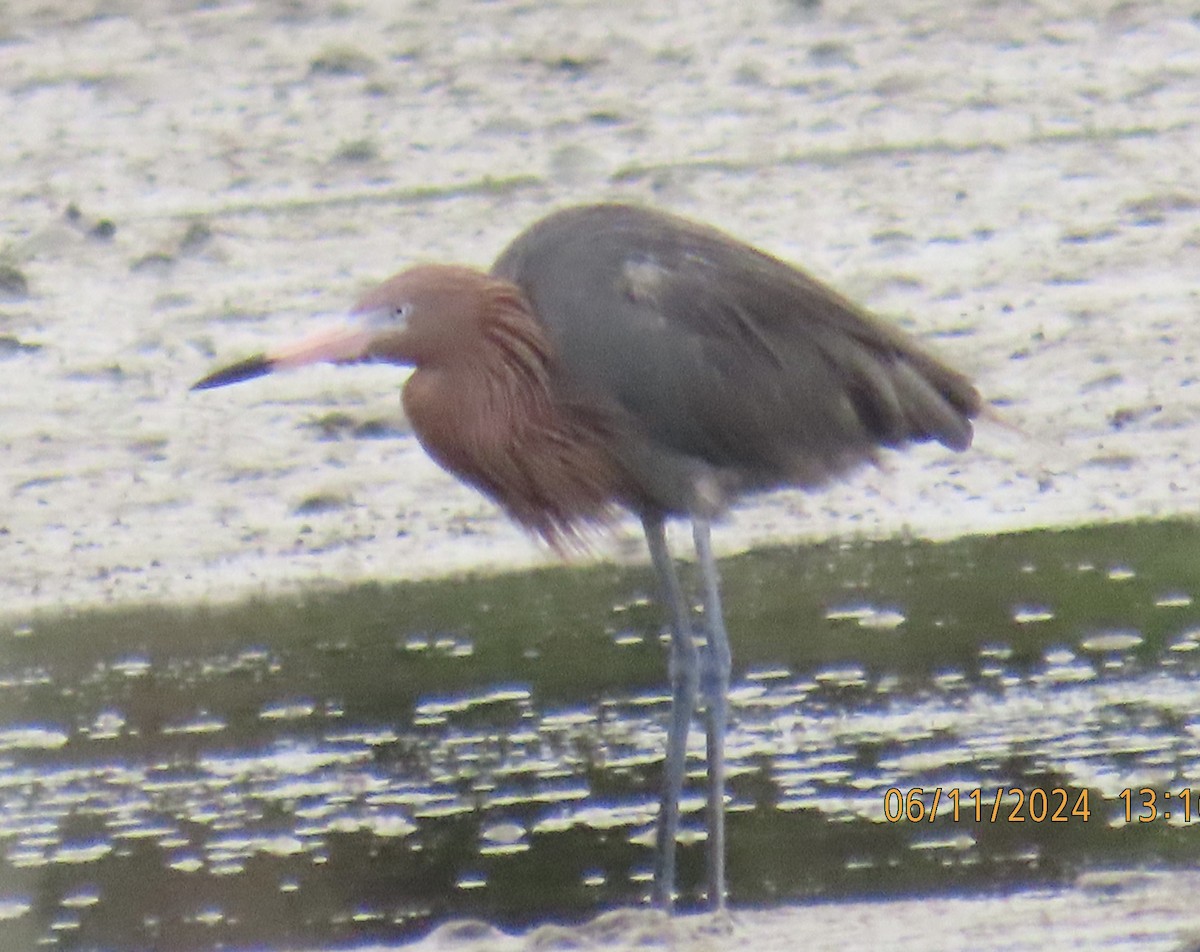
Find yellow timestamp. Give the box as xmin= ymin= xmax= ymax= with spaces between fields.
xmin=1118 ymin=787 xmax=1200 ymax=822
xmin=883 ymin=786 xmax=1093 ymax=823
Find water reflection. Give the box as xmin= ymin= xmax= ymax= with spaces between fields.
xmin=2 ymin=521 xmax=1200 ymax=948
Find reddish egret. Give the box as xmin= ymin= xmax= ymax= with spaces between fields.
xmin=193 ymin=203 xmax=981 ymax=910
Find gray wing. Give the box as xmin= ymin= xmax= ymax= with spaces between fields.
xmin=491 ymin=203 xmax=980 ymax=487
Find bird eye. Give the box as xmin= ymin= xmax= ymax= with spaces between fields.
xmin=393 ymin=303 xmax=412 ymax=322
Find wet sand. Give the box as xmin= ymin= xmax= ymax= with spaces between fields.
xmin=1 ymin=0 xmax=1197 ymax=618
xmin=408 ymin=874 xmax=1200 ymax=952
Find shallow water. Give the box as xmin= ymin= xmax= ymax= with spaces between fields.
xmin=3 ymin=520 xmax=1200 ymax=949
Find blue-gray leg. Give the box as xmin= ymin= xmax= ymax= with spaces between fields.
xmin=693 ymin=517 xmax=730 ymax=910
xmin=642 ymin=515 xmax=699 ymax=910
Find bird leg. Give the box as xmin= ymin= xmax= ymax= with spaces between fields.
xmin=693 ymin=517 xmax=731 ymax=910
xmin=642 ymin=515 xmax=699 ymax=911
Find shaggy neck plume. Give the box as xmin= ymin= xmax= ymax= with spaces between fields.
xmin=402 ymin=278 xmax=626 ymax=550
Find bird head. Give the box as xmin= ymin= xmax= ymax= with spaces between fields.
xmin=191 ymin=264 xmax=500 ymax=391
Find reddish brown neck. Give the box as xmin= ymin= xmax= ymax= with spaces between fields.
xmin=401 ymin=282 xmax=625 ymax=549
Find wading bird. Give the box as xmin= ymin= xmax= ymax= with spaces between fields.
xmin=193 ymin=203 xmax=982 ymax=910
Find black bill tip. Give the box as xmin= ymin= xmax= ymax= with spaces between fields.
xmin=191 ymin=355 xmax=274 ymax=391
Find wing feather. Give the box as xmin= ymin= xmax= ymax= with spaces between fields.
xmin=492 ymin=203 xmax=980 ymax=490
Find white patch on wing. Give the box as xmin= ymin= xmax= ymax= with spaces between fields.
xmin=620 ymin=256 xmax=672 ymax=325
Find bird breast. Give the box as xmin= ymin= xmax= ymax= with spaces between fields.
xmin=400 ymin=351 xmax=629 ymax=551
